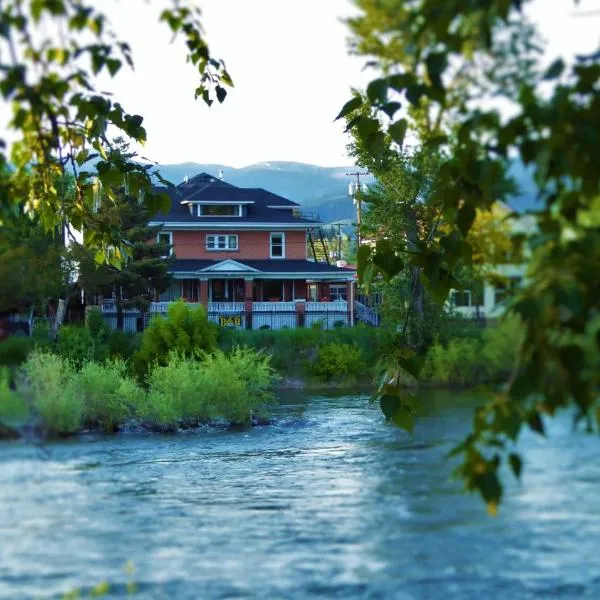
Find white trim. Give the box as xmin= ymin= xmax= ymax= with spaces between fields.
xmin=206 ymin=234 xmax=239 ymax=251
xmin=156 ymin=231 xmax=173 ymax=257
xmin=196 ymin=259 xmax=260 ymax=273
xmin=148 ymin=221 xmax=316 ymax=230
xmin=270 ymin=232 xmax=285 ymax=259
xmin=267 ymin=205 xmax=296 ymax=209
xmin=171 ymin=271 xmax=354 ymax=280
xmin=181 ymin=200 xmax=254 ymax=205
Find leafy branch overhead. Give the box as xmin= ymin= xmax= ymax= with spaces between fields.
xmin=342 ymin=0 xmax=600 ymax=511
xmin=0 ymin=0 xmax=233 ymax=266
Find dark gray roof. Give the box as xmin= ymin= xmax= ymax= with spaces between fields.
xmin=152 ymin=173 xmax=316 ymax=225
xmin=170 ymin=259 xmax=356 ymax=275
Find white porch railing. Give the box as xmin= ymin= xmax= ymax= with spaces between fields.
xmin=252 ymin=302 xmax=296 ymax=312
xmin=208 ymin=302 xmax=244 ymax=313
xmin=355 ymin=301 xmax=380 ymax=327
xmin=305 ymin=301 xmax=348 ymax=311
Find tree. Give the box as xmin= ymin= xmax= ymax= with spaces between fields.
xmin=341 ymin=1 xmax=600 ymax=511
xmin=0 ymin=1 xmax=232 ymax=265
xmin=73 ymin=143 xmax=174 ymax=328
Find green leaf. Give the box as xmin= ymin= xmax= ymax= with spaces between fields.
xmin=508 ymin=453 xmax=522 ymax=480
xmin=356 ymin=244 xmax=373 ymax=283
xmin=527 ymin=411 xmax=545 ymax=436
xmin=335 ymin=96 xmax=363 ymax=121
xmin=391 ymin=406 xmax=415 ymax=433
xmin=543 ymin=59 xmax=565 ymax=80
xmin=426 ymin=52 xmax=447 ymax=89
xmin=406 ymin=84 xmax=426 ymax=107
xmin=457 ymin=204 xmax=476 ymax=236
xmin=366 ymin=78 xmax=388 ymax=105
xmin=380 ymin=101 xmax=402 ymax=119
xmin=380 ymin=394 xmax=401 ymax=420
xmin=396 ymin=350 xmax=423 ymax=380
xmin=388 ymin=119 xmax=408 ymax=147
xmin=216 ymin=85 xmax=227 ymax=103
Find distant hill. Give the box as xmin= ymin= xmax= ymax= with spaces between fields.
xmin=157 ymin=159 xmax=538 ymax=225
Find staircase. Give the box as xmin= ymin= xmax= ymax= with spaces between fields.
xmin=308 ymin=227 xmax=331 ymax=264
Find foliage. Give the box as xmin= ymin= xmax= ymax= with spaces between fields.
xmin=18 ymin=351 xmax=83 ymax=435
xmin=86 ymin=307 xmax=109 ymax=342
xmin=421 ymin=338 xmax=481 ymax=386
xmin=0 ymin=0 xmax=232 ymax=265
xmin=343 ymin=0 xmax=600 ymax=510
xmin=135 ymin=301 xmax=218 ymax=376
xmin=78 ymin=360 xmax=144 ymax=432
xmin=56 ymin=325 xmax=96 ymax=368
xmin=219 ymin=325 xmax=392 ymax=377
xmin=0 ymin=336 xmax=36 ymax=367
xmin=141 ymin=348 xmax=276 ymax=427
xmin=0 ymin=367 xmax=28 ymax=428
xmin=309 ymin=342 xmax=363 ymax=381
xmin=105 ymin=330 xmax=141 ymax=361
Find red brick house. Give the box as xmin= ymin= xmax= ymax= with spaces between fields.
xmin=137 ymin=172 xmax=358 ymax=329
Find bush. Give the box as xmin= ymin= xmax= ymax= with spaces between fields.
xmin=0 ymin=366 xmax=28 ymax=428
xmin=310 ymin=342 xmax=363 ymax=381
xmin=141 ymin=348 xmax=277 ymax=427
xmin=421 ymin=338 xmax=482 ymax=385
xmin=480 ymin=314 xmax=523 ymax=379
xmin=135 ymin=301 xmax=218 ymax=376
xmin=86 ymin=307 xmax=108 ymax=342
xmin=0 ymin=336 xmax=35 ymax=367
xmin=105 ymin=330 xmax=141 ymax=361
xmin=18 ymin=351 xmax=83 ymax=435
xmin=78 ymin=360 xmax=144 ymax=432
xmin=56 ymin=325 xmax=96 ymax=367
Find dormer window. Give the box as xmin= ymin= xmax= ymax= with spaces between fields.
xmin=198 ymin=204 xmax=242 ymax=217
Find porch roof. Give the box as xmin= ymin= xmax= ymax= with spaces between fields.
xmin=169 ymin=259 xmax=356 ymax=280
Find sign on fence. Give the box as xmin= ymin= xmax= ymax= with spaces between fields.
xmin=219 ymin=314 xmax=243 ymax=328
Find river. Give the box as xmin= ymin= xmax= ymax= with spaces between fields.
xmin=0 ymin=390 xmax=599 ymax=599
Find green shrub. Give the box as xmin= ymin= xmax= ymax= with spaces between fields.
xmin=135 ymin=301 xmax=218 ymax=376
xmin=480 ymin=314 xmax=523 ymax=379
xmin=421 ymin=337 xmax=483 ymax=385
xmin=78 ymin=360 xmax=144 ymax=432
xmin=18 ymin=351 xmax=83 ymax=435
xmin=57 ymin=325 xmax=95 ymax=368
xmin=0 ymin=366 xmax=28 ymax=428
xmin=86 ymin=307 xmax=108 ymax=342
xmin=142 ymin=348 xmax=277 ymax=427
xmin=105 ymin=330 xmax=141 ymax=361
xmin=310 ymin=342 xmax=363 ymax=381
xmin=0 ymin=336 xmax=35 ymax=367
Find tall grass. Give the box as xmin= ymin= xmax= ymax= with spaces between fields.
xmin=18 ymin=351 xmax=83 ymax=434
xmin=142 ymin=348 xmax=277 ymax=427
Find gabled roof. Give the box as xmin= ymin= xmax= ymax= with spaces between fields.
xmin=151 ymin=172 xmax=318 ymax=227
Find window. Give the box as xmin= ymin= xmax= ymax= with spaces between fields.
xmin=270 ymin=232 xmax=285 ymax=258
xmin=330 ymin=284 xmax=347 ymax=301
xmin=206 ymin=234 xmax=238 ymax=251
xmin=494 ymin=277 xmax=522 ymax=305
xmin=157 ymin=231 xmax=173 ymax=257
xmin=198 ymin=204 xmax=241 ymax=216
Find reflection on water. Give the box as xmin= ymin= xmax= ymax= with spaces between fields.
xmin=0 ymin=390 xmax=599 ymax=599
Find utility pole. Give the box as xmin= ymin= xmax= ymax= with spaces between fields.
xmin=346 ymin=171 xmax=369 ymax=247
xmin=333 ymin=222 xmax=343 ymax=260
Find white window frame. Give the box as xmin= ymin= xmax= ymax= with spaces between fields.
xmin=205 ymin=234 xmax=239 ymax=251
xmin=329 ymin=283 xmax=347 ymax=302
xmin=156 ymin=231 xmax=173 ymax=257
xmin=270 ymin=232 xmax=285 ymax=259
xmin=197 ymin=204 xmax=243 ymax=217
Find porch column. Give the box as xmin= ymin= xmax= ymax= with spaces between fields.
xmin=346 ymin=280 xmax=354 ymax=326
xmin=244 ymin=278 xmax=253 ymax=330
xmin=199 ymin=278 xmax=208 ymax=308
xmin=320 ymin=282 xmax=330 ymax=302
xmin=295 ymin=299 xmax=306 ymax=328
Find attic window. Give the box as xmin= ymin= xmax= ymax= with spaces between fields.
xmin=198 ymin=204 xmax=242 ymax=217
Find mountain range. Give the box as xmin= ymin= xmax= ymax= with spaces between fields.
xmin=157 ymin=160 xmax=538 ymax=226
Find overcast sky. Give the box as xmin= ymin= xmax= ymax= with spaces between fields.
xmin=4 ymin=1 xmax=600 ymax=168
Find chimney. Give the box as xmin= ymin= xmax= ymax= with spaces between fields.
xmin=218 ymin=169 xmax=224 ymax=180
xmin=183 ymin=174 xmax=189 ymax=184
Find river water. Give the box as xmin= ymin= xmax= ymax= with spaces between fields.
xmin=1 ymin=391 xmax=599 ymax=599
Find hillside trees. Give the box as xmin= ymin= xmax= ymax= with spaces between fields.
xmin=341 ymin=0 xmax=600 ymax=510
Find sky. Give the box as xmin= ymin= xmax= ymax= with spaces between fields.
xmin=3 ymin=0 xmax=600 ymax=168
